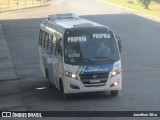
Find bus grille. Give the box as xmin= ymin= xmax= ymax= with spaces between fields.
xmin=79 ymin=73 xmax=109 ymax=87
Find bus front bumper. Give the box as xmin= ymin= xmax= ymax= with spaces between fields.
xmin=62 ymin=74 xmax=122 ymax=94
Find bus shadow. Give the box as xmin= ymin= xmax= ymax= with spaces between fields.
xmin=45 ymin=86 xmax=117 ymax=101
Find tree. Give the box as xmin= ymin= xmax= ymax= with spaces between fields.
xmin=138 ymin=0 xmax=160 ymax=9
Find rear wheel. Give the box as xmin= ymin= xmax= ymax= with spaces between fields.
xmin=110 ymin=90 xmax=118 ymax=96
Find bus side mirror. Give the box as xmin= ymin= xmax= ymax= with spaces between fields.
xmin=116 ymin=35 xmax=122 ymax=53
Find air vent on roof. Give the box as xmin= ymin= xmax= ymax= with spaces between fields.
xmin=48 ymin=13 xmax=79 ymax=20
xmin=74 ymin=23 xmax=94 ymax=27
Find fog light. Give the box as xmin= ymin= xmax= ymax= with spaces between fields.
xmin=70 ymin=84 xmax=80 ymax=89
xmin=114 ymin=81 xmax=118 ymax=86
xmin=110 ymin=81 xmax=119 ymax=87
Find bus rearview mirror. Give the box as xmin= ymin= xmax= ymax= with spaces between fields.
xmin=115 ymin=35 xmax=122 ymax=53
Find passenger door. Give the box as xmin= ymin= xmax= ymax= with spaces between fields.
xmin=47 ymin=33 xmax=58 ymax=87
xmin=54 ymin=35 xmax=63 ymax=89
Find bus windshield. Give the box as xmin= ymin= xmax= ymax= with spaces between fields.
xmin=64 ymin=29 xmax=120 ymax=65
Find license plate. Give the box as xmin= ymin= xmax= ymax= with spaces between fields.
xmin=90 ymin=79 xmax=100 ymax=83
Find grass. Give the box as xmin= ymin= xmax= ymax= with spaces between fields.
xmin=0 ymin=0 xmax=45 ymax=12
xmin=104 ymin=0 xmax=160 ymax=18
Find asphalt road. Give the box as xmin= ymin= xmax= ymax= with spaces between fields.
xmin=0 ymin=0 xmax=160 ymax=119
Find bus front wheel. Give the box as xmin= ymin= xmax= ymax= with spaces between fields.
xmin=110 ymin=90 xmax=118 ymax=96
xmin=63 ymin=93 xmax=71 ymax=99
xmin=59 ymin=79 xmax=70 ymax=99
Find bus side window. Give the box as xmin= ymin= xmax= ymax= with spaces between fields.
xmin=41 ymin=31 xmax=46 ymax=48
xmin=52 ymin=35 xmax=56 ymax=54
xmin=44 ymin=33 xmax=49 ymax=49
xmin=48 ymin=35 xmax=53 ymax=53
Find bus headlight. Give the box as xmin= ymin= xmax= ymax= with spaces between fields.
xmin=65 ymin=71 xmax=77 ymax=79
xmin=111 ymin=68 xmax=121 ymax=77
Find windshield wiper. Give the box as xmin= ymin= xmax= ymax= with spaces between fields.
xmin=93 ymin=57 xmax=115 ymax=62
xmin=83 ymin=57 xmax=95 ymax=64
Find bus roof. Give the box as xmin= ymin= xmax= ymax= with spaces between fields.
xmin=41 ymin=13 xmax=110 ymax=31
xmin=50 ymin=18 xmax=104 ymax=29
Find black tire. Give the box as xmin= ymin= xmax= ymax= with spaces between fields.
xmin=110 ymin=90 xmax=118 ymax=96
xmin=63 ymin=93 xmax=71 ymax=99
xmin=59 ymin=79 xmax=71 ymax=99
